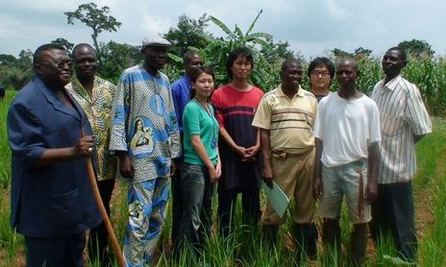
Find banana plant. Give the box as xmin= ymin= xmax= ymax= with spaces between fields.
xmin=203 ymin=10 xmax=280 ymax=90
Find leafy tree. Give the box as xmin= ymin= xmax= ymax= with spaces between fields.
xmin=0 ymin=54 xmax=17 ymax=65
xmin=398 ymin=39 xmax=435 ymax=58
xmin=271 ymin=41 xmax=295 ymax=59
xmin=51 ymin=38 xmax=74 ymax=54
xmin=64 ymin=3 xmax=121 ymax=55
xmin=203 ymin=10 xmax=281 ymax=90
xmin=98 ymin=41 xmax=142 ymax=83
xmin=164 ymin=14 xmax=211 ymax=57
xmin=332 ymin=48 xmax=353 ymax=58
xmin=0 ymin=50 xmax=33 ymax=89
xmin=354 ymin=47 xmax=372 ymax=58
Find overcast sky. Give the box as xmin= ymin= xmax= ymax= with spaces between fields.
xmin=0 ymin=0 xmax=444 ymax=59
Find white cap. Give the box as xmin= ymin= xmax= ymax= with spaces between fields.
xmin=141 ymin=35 xmax=171 ymax=47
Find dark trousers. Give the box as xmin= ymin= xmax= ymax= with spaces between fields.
xmin=218 ymin=187 xmax=260 ymax=236
xmin=88 ymin=179 xmax=116 ymax=266
xmin=26 ymin=232 xmax=86 ymax=267
xmin=177 ymin=163 xmax=215 ymax=254
xmin=370 ymin=181 xmax=417 ymax=261
xmin=171 ymin=167 xmax=183 ymax=246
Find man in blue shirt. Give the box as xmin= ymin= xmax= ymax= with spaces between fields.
xmin=170 ymin=50 xmax=204 ymax=249
xmin=7 ymin=43 xmax=101 ymax=267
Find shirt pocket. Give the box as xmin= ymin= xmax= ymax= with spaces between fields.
xmin=49 ymin=189 xmax=82 ymax=228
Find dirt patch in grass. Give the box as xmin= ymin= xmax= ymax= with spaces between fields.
xmin=415 ymin=133 xmax=446 ymax=240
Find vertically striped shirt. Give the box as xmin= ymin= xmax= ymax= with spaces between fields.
xmin=371 ymin=75 xmax=432 ymax=184
xmin=252 ymin=84 xmax=317 ymax=154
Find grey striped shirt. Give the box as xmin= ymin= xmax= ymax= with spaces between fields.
xmin=371 ymin=75 xmax=432 ymax=184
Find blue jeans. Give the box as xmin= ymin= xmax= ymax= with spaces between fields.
xmin=177 ymin=163 xmax=215 ymax=254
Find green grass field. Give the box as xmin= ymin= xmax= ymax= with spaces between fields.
xmin=1 ymin=89 xmax=445 ymax=266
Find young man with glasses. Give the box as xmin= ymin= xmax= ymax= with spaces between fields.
xmin=308 ymin=57 xmax=335 ymax=102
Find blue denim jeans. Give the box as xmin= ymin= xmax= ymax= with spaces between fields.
xmin=177 ymin=163 xmax=215 ymax=254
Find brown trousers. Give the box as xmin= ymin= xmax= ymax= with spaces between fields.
xmin=262 ymin=148 xmax=316 ymax=225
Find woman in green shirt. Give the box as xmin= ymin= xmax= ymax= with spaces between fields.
xmin=176 ymin=66 xmax=221 ymax=255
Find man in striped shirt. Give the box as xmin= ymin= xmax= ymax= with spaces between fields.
xmin=252 ymin=58 xmax=318 ymax=260
xmin=370 ymin=47 xmax=432 ymax=263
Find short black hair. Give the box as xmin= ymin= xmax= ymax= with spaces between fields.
xmin=226 ymin=47 xmax=254 ymax=79
xmin=307 ymin=57 xmax=335 ymax=78
xmin=183 ymin=50 xmax=200 ymax=65
xmin=72 ymin=43 xmax=95 ymax=57
xmin=281 ymin=58 xmax=302 ymax=73
xmin=33 ymin=43 xmax=66 ymax=66
xmin=336 ymin=57 xmax=358 ymax=71
xmin=388 ymin=46 xmax=407 ymax=62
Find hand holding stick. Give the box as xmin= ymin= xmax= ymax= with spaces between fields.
xmin=82 ymin=130 xmax=126 ymax=266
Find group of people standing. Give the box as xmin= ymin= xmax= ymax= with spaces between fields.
xmin=7 ymin=35 xmax=431 ymax=267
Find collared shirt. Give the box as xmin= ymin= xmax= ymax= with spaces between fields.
xmin=66 ymin=76 xmax=117 ymax=181
xmin=109 ymin=65 xmax=181 ymax=183
xmin=171 ymin=74 xmax=192 ymax=134
xmin=371 ymin=75 xmax=432 ymax=184
xmin=252 ymin=84 xmax=317 ymax=154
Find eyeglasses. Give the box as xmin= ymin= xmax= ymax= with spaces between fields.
xmin=311 ymin=71 xmax=331 ymax=77
xmin=39 ymin=59 xmax=74 ymax=70
xmin=54 ymin=60 xmax=73 ymax=69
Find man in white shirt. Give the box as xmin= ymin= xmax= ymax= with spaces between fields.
xmin=370 ymin=47 xmax=432 ymax=263
xmin=313 ymin=58 xmax=381 ymax=266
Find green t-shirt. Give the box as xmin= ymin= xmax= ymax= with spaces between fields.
xmin=182 ymin=99 xmax=219 ymax=166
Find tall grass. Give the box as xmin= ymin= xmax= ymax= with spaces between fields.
xmin=417 ymin=119 xmax=446 ymax=266
xmin=0 ymin=91 xmax=14 ymax=188
xmin=0 ymin=90 xmax=22 ymax=265
xmin=1 ymin=90 xmax=446 ymax=266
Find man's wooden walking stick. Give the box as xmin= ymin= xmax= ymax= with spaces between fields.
xmin=83 ymin=131 xmax=126 ymax=266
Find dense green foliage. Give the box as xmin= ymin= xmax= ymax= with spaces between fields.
xmin=398 ymin=39 xmax=435 ymax=58
xmin=98 ymin=41 xmax=143 ymax=84
xmin=0 ymin=91 xmax=13 ymax=189
xmin=0 ymin=51 xmax=33 ymax=90
xmin=51 ymin=38 xmax=75 ymax=54
xmin=0 ymin=8 xmax=445 ymax=115
xmin=164 ymin=14 xmax=212 ymax=57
